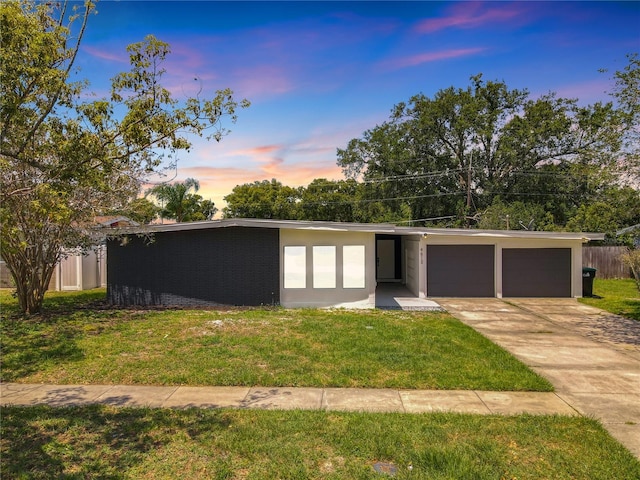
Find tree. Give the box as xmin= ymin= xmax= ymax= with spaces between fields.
xmin=477 ymin=197 xmax=556 ymax=231
xmin=103 ymin=196 xmax=158 ymax=224
xmin=338 ymin=74 xmax=624 ymax=227
xmin=620 ymin=248 xmax=640 ymax=291
xmin=0 ymin=1 xmax=248 ymax=314
xmin=297 ymin=179 xmax=359 ymax=222
xmin=565 ymin=202 xmax=620 ymax=235
xmin=119 ymin=197 xmax=159 ymax=225
xmin=146 ymin=178 xmax=217 ymax=222
xmin=607 ymin=53 xmax=640 ymax=185
xmin=222 ymin=179 xmax=300 ymax=219
xmin=565 ymin=187 xmax=640 ymax=235
xmin=337 ymin=110 xmax=462 ymax=225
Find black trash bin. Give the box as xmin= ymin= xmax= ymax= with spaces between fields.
xmin=582 ymin=267 xmax=597 ymax=297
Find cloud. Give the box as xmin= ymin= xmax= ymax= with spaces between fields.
xmin=415 ymin=2 xmax=531 ymax=33
xmin=245 ymin=145 xmax=282 ymax=156
xmin=135 ymin=10 xmax=402 ymax=101
xmin=258 ymin=157 xmax=286 ymax=176
xmin=157 ymin=130 xmax=349 ymax=212
xmin=232 ymin=65 xmax=296 ymax=98
xmin=230 ymin=141 xmax=341 ymax=182
xmin=82 ymin=45 xmax=129 ymax=63
xmin=167 ymin=122 xmax=364 ymax=209
xmin=379 ymin=47 xmax=486 ymax=71
xmin=171 ymin=160 xmax=343 ymax=213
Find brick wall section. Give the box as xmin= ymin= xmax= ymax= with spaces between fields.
xmin=107 ymin=227 xmax=280 ymax=306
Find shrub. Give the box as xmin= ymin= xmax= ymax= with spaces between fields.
xmin=620 ymin=248 xmax=640 ymax=290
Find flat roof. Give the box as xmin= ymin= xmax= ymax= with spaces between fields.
xmin=110 ymin=218 xmax=605 ymax=241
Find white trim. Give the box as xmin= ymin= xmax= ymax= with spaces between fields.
xmin=112 ymin=218 xmax=604 ymax=242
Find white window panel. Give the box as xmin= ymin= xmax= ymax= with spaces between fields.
xmin=284 ymin=246 xmax=306 ymax=289
xmin=313 ymin=246 xmax=336 ymax=288
xmin=343 ymin=245 xmax=365 ymax=288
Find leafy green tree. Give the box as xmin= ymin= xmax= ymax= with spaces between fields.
xmin=477 ymin=198 xmax=556 ymax=231
xmin=566 ymin=202 xmax=620 ymax=235
xmin=620 ymin=248 xmax=640 ymax=291
xmin=0 ymin=1 xmax=248 ymax=314
xmin=222 ymin=179 xmax=300 ymax=219
xmin=146 ymin=178 xmax=217 ymax=222
xmin=338 ymin=75 xmax=624 ymax=227
xmin=605 ymin=187 xmax=640 ymax=229
xmin=338 ymin=110 xmax=462 ymax=225
xmin=607 ymin=53 xmax=639 ymax=185
xmin=566 ymin=187 xmax=640 ymax=235
xmin=297 ymin=179 xmax=359 ymax=222
xmin=104 ymin=196 xmax=159 ymax=225
xmin=196 ymin=199 xmax=217 ymax=222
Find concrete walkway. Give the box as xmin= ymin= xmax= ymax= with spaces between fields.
xmin=1 ymin=298 xmax=638 ymax=459
xmin=0 ymin=383 xmax=576 ymax=415
xmin=437 ymin=298 xmax=640 ymax=459
xmin=375 ymin=283 xmax=443 ymax=311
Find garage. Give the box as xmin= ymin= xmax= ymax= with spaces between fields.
xmin=502 ymin=248 xmax=572 ymax=297
xmin=427 ymin=245 xmax=495 ymax=297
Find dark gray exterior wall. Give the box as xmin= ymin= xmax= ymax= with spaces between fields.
xmin=107 ymin=227 xmax=280 ymax=306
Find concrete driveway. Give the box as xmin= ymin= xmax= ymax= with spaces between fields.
xmin=437 ymin=297 xmax=640 ymax=459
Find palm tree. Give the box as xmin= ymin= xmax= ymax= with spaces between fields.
xmin=147 ymin=178 xmax=216 ymax=222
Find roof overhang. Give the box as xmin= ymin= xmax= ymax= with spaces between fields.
xmin=105 ymin=218 xmax=606 ymax=242
xmin=417 ymin=228 xmax=605 ymax=242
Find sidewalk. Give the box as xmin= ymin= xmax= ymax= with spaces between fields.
xmin=1 ymin=382 xmax=576 ymax=415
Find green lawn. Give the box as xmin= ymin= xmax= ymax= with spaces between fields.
xmin=2 ymin=289 xmax=639 ymax=477
xmin=579 ymin=278 xmax=640 ymax=321
xmin=2 ymin=405 xmax=639 ymax=479
xmin=0 ymin=289 xmax=550 ymax=391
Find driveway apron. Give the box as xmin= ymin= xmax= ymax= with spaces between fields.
xmin=437 ymin=298 xmax=640 ymax=459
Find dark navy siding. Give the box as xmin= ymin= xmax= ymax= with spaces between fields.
xmin=107 ymin=227 xmax=280 ymax=306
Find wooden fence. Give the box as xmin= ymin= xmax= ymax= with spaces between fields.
xmin=582 ymin=246 xmax=631 ymax=279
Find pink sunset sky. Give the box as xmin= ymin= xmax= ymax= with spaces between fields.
xmin=76 ymin=1 xmax=640 ymax=212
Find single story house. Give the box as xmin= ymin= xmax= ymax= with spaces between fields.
xmin=106 ymin=218 xmax=604 ymax=308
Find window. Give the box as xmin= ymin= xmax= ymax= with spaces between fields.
xmin=313 ymin=246 xmax=336 ymax=288
xmin=343 ymin=245 xmax=365 ymax=288
xmin=283 ymin=246 xmax=306 ymax=288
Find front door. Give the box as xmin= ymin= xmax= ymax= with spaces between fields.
xmin=376 ymin=239 xmax=396 ymax=281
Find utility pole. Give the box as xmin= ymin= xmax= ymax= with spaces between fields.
xmin=466 ymin=152 xmax=473 ymax=228
xmin=466 ymin=152 xmax=472 ymax=210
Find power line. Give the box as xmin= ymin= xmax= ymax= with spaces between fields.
xmin=395 ymin=215 xmax=457 ymax=224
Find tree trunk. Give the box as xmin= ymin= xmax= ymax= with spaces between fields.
xmin=4 ymin=244 xmax=60 ymax=316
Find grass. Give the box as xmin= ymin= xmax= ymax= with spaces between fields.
xmin=2 ymin=405 xmax=639 ymax=479
xmin=579 ymin=278 xmax=640 ymax=321
xmin=0 ymin=288 xmax=551 ymax=391
xmin=2 ymin=288 xmax=639 ymax=477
